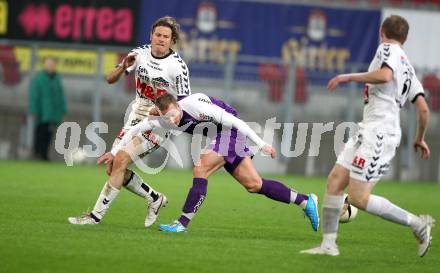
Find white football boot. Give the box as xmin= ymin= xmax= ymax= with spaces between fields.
xmin=144 ymin=194 xmax=168 ymax=228
xmin=300 ymin=243 xmax=340 ymax=256
xmin=413 ymin=214 xmax=435 ymax=257
xmin=68 ymin=213 xmax=100 ymax=225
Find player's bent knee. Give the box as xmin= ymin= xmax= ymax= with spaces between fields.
xmin=244 ymin=184 xmax=260 ymax=193
xmin=242 ymin=179 xmax=261 ymax=193
xmin=326 ymin=170 xmax=346 ymax=195
xmin=347 ymin=194 xmax=368 ymax=210
xmin=113 ymin=152 xmax=131 ymax=172
xmin=327 ymin=170 xmax=340 ymax=184
xmin=193 ymin=165 xmax=208 ymax=178
xmin=123 ymin=169 xmax=134 ymax=185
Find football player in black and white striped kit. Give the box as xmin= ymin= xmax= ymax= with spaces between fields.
xmin=302 ymin=15 xmax=434 ymax=257
xmin=68 ymin=16 xmax=191 ymax=227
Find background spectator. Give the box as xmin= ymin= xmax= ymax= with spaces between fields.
xmin=28 ymin=57 xmax=66 ymax=161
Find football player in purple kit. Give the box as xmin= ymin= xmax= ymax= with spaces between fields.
xmin=101 ymin=92 xmax=320 ymax=233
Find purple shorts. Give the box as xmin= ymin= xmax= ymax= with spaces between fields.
xmin=208 ymin=127 xmax=253 ymax=174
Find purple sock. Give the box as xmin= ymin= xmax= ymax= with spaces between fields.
xmin=293 ymin=192 xmax=309 ymax=206
xmin=178 ymin=215 xmax=190 ymax=227
xmin=178 ymin=177 xmax=208 ymax=227
xmin=258 ymin=178 xmax=291 ymax=204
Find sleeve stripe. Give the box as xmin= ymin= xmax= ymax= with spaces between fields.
xmin=411 ymin=93 xmax=425 ymax=103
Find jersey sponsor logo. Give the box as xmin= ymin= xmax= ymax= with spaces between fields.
xmin=198 ymin=97 xmax=213 ymax=104
xmin=136 ymin=65 xmax=150 ymax=83
xmin=146 ymin=61 xmax=163 ymax=71
xmin=352 ymin=156 xmax=366 ymax=169
xmin=136 ymin=78 xmax=167 ymax=100
xmin=130 ymin=119 xmax=141 ymax=126
xmin=175 ymin=75 xmax=190 ymax=96
xmin=175 ymin=75 xmax=182 ymax=94
xmin=142 ymin=131 xmax=160 ymax=145
xmin=198 ymin=113 xmax=213 ymax=121
xmin=150 ymin=60 xmax=160 ymax=66
xmin=400 ymin=55 xmax=408 ymax=65
xmin=151 ymin=77 xmax=170 ymax=89
xmin=137 ymin=65 xmax=149 ymax=76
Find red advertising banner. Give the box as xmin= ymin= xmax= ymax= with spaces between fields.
xmin=1 ymin=0 xmax=138 ymax=46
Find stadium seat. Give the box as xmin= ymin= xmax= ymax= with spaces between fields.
xmin=0 ymin=45 xmax=21 ymax=86
xmin=258 ymin=63 xmax=308 ymax=103
xmin=422 ymin=74 xmax=440 ymax=111
xmin=258 ymin=63 xmax=286 ymax=102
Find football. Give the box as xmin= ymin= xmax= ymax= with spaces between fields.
xmin=72 ymin=148 xmax=87 ymax=165
xmin=339 ymin=194 xmax=358 ymax=223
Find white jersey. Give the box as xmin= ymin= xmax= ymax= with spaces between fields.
xmin=362 ymin=43 xmax=424 ymax=137
xmin=124 ymin=44 xmax=191 ymax=117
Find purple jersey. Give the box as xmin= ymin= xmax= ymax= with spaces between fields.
xmin=178 ymin=94 xmax=237 ymax=135
xmin=113 ymin=93 xmax=266 ymax=173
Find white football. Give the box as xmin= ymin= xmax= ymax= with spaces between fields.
xmin=72 ymin=148 xmax=87 ymax=165
xmin=339 ymin=194 xmax=358 ymax=223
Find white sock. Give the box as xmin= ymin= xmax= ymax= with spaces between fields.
xmin=365 ymin=195 xmax=421 ymax=229
xmin=322 ymin=194 xmax=345 ymax=246
xmin=323 ymin=233 xmax=337 ymax=247
xmin=289 ymin=190 xmax=308 ymax=208
xmin=290 ymin=190 xmax=298 ymax=203
xmin=124 ymin=171 xmax=159 ymax=203
xmin=91 ymin=182 xmax=120 ymax=221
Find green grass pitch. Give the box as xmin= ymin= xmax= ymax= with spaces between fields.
xmin=0 ymin=161 xmax=439 ymax=273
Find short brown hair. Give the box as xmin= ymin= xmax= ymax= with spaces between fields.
xmin=155 ymin=93 xmax=178 ymax=111
xmin=381 ymin=15 xmax=409 ymax=44
xmin=42 ymin=56 xmax=58 ymax=63
xmin=151 ymin=16 xmax=181 ymax=44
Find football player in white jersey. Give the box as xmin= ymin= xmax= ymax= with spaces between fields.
xmin=301 ymin=15 xmax=434 ymax=257
xmin=68 ymin=16 xmax=191 ymax=228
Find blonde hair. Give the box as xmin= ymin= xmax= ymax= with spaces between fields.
xmin=155 ymin=93 xmax=178 ymax=111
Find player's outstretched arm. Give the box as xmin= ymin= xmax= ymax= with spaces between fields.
xmin=413 ymin=95 xmax=430 ymax=160
xmin=260 ymin=144 xmax=276 ymax=159
xmin=327 ymin=66 xmax=393 ymax=92
xmin=97 ymin=116 xmax=157 ymax=173
xmin=97 ymin=152 xmax=114 ymax=165
xmin=220 ymin=111 xmax=275 ymax=157
xmin=106 ymin=53 xmax=137 ymax=84
xmin=110 ymin=118 xmax=157 ymax=156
